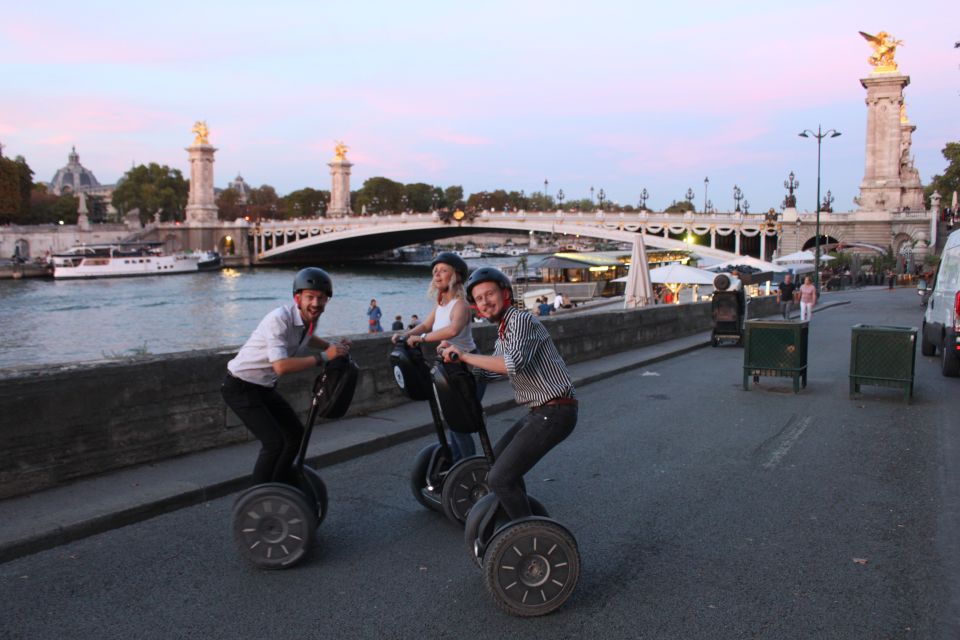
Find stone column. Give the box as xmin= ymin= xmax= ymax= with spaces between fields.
xmin=858 ymin=73 xmax=909 ymax=211
xmin=328 ymin=157 xmax=353 ymax=217
xmin=185 ymin=144 xmax=219 ymax=224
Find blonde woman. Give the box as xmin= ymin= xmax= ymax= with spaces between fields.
xmin=799 ymin=276 xmax=817 ymax=321
xmin=394 ymin=252 xmax=478 ymax=460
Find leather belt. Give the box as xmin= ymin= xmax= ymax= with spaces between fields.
xmin=538 ymin=397 xmax=578 ymax=408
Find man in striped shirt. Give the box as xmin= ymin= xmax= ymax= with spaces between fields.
xmin=440 ymin=267 xmax=577 ymax=521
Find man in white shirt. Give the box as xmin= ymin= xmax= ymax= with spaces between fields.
xmin=222 ymin=268 xmax=350 ymax=484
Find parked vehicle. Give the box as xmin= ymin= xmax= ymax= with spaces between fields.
xmin=920 ymin=229 xmax=960 ymax=376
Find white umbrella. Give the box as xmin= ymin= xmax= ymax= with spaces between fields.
xmin=706 ymin=255 xmax=789 ymax=273
xmin=623 ymin=239 xmax=653 ymax=308
xmin=774 ymin=249 xmax=835 ymax=263
xmin=648 ymin=263 xmax=717 ymax=285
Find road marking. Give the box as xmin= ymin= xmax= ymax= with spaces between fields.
xmin=763 ymin=416 xmax=813 ymax=469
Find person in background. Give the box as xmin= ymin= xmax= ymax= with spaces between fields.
xmin=367 ymin=298 xmax=383 ymax=333
xmin=798 ymin=276 xmax=817 ymax=322
xmin=777 ymin=273 xmax=797 ymax=319
xmin=407 ymin=314 xmax=420 ymax=330
xmin=391 ymin=315 xmax=404 ymax=331
xmin=537 ymin=296 xmax=553 ymax=317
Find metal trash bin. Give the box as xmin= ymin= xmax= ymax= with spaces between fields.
xmin=849 ymin=324 xmax=917 ymax=402
xmin=743 ymin=320 xmax=809 ymax=393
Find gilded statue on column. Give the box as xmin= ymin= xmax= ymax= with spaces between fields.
xmin=191 ymin=120 xmax=210 ymax=145
xmin=334 ymin=141 xmax=349 ymax=161
xmin=859 ymin=31 xmax=903 ymax=73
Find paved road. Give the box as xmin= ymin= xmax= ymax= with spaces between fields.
xmin=2 ymin=288 xmax=957 ymax=639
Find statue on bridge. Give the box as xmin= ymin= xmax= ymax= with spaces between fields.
xmin=334 ymin=141 xmax=349 ymax=161
xmin=191 ymin=121 xmax=210 ymax=145
xmin=859 ymin=30 xmax=903 ymax=73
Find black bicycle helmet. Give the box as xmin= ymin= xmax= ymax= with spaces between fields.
xmin=465 ymin=266 xmax=513 ymax=304
xmin=293 ymin=267 xmax=333 ymax=297
xmin=430 ymin=251 xmax=469 ymax=284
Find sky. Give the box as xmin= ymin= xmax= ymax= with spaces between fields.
xmin=1 ymin=0 xmax=957 ymax=214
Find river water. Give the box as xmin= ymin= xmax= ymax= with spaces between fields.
xmin=0 ymin=259 xmax=518 ymax=370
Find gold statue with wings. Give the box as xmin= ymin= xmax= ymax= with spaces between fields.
xmin=859 ymin=31 xmax=903 ymax=73
xmin=334 ymin=141 xmax=349 ymax=161
xmin=191 ymin=120 xmax=210 ymax=145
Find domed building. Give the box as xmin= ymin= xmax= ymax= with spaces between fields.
xmin=49 ymin=147 xmax=102 ymax=195
xmin=227 ymin=173 xmax=252 ymax=204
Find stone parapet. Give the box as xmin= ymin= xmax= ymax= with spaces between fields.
xmin=0 ymin=298 xmax=776 ymax=500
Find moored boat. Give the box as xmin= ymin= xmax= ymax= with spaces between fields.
xmin=52 ymin=243 xmax=200 ymax=279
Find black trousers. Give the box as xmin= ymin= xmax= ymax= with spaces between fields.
xmin=221 ymin=374 xmax=304 ymax=484
xmin=487 ymin=403 xmax=577 ymax=521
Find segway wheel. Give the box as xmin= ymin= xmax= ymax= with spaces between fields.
xmin=301 ymin=466 xmax=329 ymax=526
xmin=232 ymin=483 xmax=317 ymax=569
xmin=465 ymin=494 xmax=550 ymax=568
xmin=410 ymin=444 xmax=450 ymax=512
xmin=482 ymin=518 xmax=580 ymax=617
xmin=441 ymin=456 xmax=490 ymax=525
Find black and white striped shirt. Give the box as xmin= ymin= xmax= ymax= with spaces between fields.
xmin=485 ymin=305 xmax=574 ymax=407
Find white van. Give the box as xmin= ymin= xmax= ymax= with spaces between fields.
xmin=921 ymin=228 xmax=960 ymax=376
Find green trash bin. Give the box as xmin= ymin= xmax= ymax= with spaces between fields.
xmin=743 ymin=320 xmax=809 ymax=393
xmin=849 ymin=324 xmax=917 ymax=402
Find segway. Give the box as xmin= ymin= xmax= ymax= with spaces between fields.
xmin=434 ymin=353 xmax=581 ymax=617
xmin=390 ymin=341 xmax=491 ymax=525
xmin=231 ymin=356 xmax=359 ymax=569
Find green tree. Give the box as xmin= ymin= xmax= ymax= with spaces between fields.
xmin=216 ymin=188 xmax=244 ymax=221
xmin=664 ymin=200 xmax=696 ymax=213
xmin=111 ymin=163 xmax=188 ymax=224
xmin=403 ymin=183 xmax=436 ymax=212
xmin=443 ymin=185 xmax=464 ymax=209
xmin=29 ymin=186 xmax=78 ymax=224
xmin=925 ymin=142 xmax=960 ymax=207
xmin=355 ymin=177 xmax=404 ymax=214
xmin=0 ymin=155 xmax=34 ymax=223
xmin=248 ymin=185 xmax=279 ymax=219
xmin=282 ymin=188 xmax=330 ymax=218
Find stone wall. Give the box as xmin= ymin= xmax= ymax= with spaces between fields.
xmin=0 ymin=297 xmax=776 ymax=500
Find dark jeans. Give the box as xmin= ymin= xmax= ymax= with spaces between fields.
xmin=221 ymin=374 xmax=304 ymax=484
xmin=487 ymin=403 xmax=577 ymax=521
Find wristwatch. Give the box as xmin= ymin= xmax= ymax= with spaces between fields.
xmin=419 ymin=333 xmax=428 ymax=342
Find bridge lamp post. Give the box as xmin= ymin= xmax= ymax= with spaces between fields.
xmin=639 ymin=188 xmax=649 ymax=211
xmin=733 ymin=185 xmax=743 ymax=213
xmin=685 ymin=188 xmax=695 ymax=211
xmin=743 ymin=199 xmax=750 ymax=215
xmin=598 ymin=189 xmax=606 ymax=211
xmin=589 ymin=186 xmax=595 ymax=206
xmin=706 ymin=199 xmax=713 ymax=214
xmin=544 ymin=179 xmax=549 ymax=208
xmin=431 ymin=193 xmax=439 ymax=212
xmin=703 ymin=177 xmax=709 ymax=215
xmin=557 ymin=189 xmax=565 ymax=210
xmin=799 ymin=125 xmax=841 ymax=294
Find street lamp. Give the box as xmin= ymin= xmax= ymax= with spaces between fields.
xmin=733 ymin=185 xmax=743 ymax=212
xmin=703 ymin=177 xmax=709 ymax=216
xmin=597 ymin=189 xmax=606 ymax=211
xmin=639 ymin=188 xmax=649 ymax=211
xmin=589 ymin=186 xmax=595 ymax=205
xmin=743 ymin=199 xmax=750 ymax=214
xmin=556 ymin=188 xmax=565 ymax=210
xmin=544 ymin=179 xmax=549 ymax=206
xmin=822 ymin=190 xmax=834 ymax=213
xmin=431 ymin=193 xmax=439 ymax=212
xmin=798 ymin=125 xmax=842 ymax=293
xmin=685 ymin=188 xmax=695 ymax=210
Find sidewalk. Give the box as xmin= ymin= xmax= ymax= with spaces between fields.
xmin=0 ymin=299 xmax=849 ymax=563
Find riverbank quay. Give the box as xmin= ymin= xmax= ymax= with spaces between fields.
xmin=0 ymin=296 xmax=788 ymax=562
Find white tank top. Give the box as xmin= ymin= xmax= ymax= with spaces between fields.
xmin=434 ymin=297 xmax=476 ymax=352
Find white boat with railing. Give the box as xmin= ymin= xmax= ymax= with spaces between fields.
xmin=52 ymin=243 xmax=201 ymax=279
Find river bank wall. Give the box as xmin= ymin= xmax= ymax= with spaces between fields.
xmin=0 ymin=297 xmax=777 ymax=500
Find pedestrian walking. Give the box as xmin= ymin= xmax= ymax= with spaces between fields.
xmin=778 ymin=273 xmax=798 ymax=319
xmin=221 ymin=268 xmax=350 ymax=484
xmin=799 ymin=275 xmax=817 ymax=322
xmin=367 ymin=298 xmax=383 ymax=333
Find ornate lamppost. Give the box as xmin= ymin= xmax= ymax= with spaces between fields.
xmin=431 ymin=192 xmax=439 ymax=212
xmin=799 ymin=125 xmax=842 ymax=293
xmin=597 ymin=189 xmax=606 ymax=211
xmin=557 ymin=188 xmax=565 ymax=210
xmin=703 ymin=177 xmax=709 ymax=215
xmin=822 ymin=190 xmax=834 ymax=213
xmin=544 ymin=178 xmax=549 ymax=206
xmin=733 ymin=185 xmax=743 ymax=212
xmin=639 ymin=188 xmax=649 ymax=211
xmin=743 ymin=199 xmax=750 ymax=214
xmin=684 ymin=188 xmax=695 ymax=211
xmin=783 ymin=171 xmax=799 ymax=208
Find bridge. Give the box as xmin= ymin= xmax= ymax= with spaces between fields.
xmin=244 ymin=207 xmax=936 ymax=265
